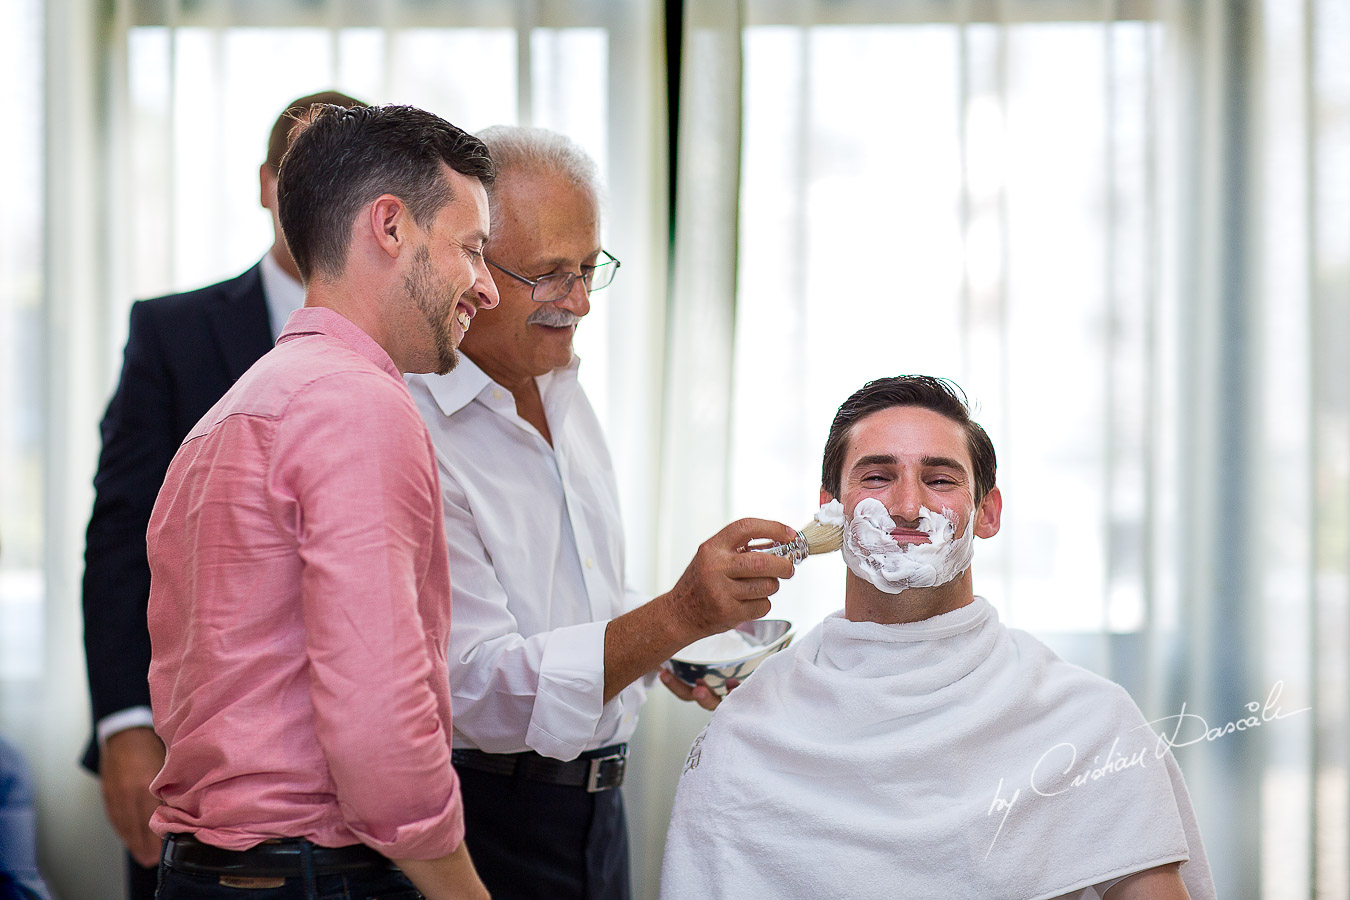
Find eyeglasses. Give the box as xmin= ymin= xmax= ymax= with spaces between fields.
xmin=486 ymin=250 xmax=621 ymax=303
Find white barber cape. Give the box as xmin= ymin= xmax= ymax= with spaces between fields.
xmin=660 ymin=598 xmax=1215 ymax=900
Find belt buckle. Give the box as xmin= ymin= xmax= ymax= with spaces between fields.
xmin=586 ymin=749 xmax=627 ymax=792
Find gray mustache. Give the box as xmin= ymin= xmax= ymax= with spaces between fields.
xmin=526 ymin=308 xmax=581 ymax=328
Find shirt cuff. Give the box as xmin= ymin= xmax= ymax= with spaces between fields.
xmin=525 ymin=620 xmax=610 ymax=760
xmin=97 ymin=706 xmax=155 ymax=746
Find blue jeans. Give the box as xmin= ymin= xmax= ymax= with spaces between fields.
xmin=156 ymin=845 xmax=422 ymax=900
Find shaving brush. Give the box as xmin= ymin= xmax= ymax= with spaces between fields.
xmin=751 ymin=500 xmax=845 ymax=563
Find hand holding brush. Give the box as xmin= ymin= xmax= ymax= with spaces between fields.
xmin=748 ymin=500 xmax=845 ymax=563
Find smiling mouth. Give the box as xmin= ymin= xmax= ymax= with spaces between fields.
xmin=454 ymin=299 xmax=476 ymax=334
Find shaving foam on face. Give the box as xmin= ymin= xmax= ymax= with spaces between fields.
xmin=841 ymin=497 xmax=975 ymax=594
xmin=815 ymin=498 xmax=845 ymax=528
xmin=676 ymin=629 xmax=760 ymax=662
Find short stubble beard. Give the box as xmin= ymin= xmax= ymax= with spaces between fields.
xmin=406 ymin=244 xmax=459 ymax=376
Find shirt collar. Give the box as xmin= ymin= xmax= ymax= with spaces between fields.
xmin=278 ymin=306 xmax=402 ymax=381
xmin=416 ymin=353 xmax=582 ymax=419
xmin=536 ymin=355 xmax=581 ymax=412
xmin=258 ymin=250 xmax=305 ymax=341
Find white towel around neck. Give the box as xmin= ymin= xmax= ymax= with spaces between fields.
xmin=660 ymin=598 xmax=1215 ymax=900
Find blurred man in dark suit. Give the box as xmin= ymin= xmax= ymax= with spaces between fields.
xmin=80 ymin=89 xmax=364 ymax=899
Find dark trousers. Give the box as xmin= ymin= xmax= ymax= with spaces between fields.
xmin=127 ymin=853 xmax=157 ymax=900
xmin=457 ymin=766 xmax=630 ymax=900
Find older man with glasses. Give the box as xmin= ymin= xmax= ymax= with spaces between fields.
xmin=407 ymin=126 xmax=795 ymax=899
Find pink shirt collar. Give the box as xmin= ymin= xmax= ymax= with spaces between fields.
xmin=279 ymin=306 xmax=401 ymax=381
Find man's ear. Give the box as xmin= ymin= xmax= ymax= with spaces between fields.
xmin=974 ymin=486 xmax=1002 ymax=539
xmin=259 ymin=163 xmax=277 ymax=211
xmin=367 ymin=194 xmax=410 ymax=259
xmin=819 ymin=486 xmax=835 ymax=507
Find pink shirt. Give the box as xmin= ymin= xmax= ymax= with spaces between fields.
xmin=146 ymin=306 xmax=463 ymax=860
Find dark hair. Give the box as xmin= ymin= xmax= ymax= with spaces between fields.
xmin=265 ymin=90 xmax=368 ymax=171
xmin=277 ymin=104 xmax=496 ymax=283
xmin=820 ymin=375 xmax=997 ymax=502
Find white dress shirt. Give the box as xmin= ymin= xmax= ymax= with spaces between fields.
xmin=259 ymin=249 xmax=306 ymax=339
xmin=408 ymin=355 xmax=648 ymax=761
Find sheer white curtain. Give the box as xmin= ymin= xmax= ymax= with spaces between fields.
xmin=0 ymin=0 xmax=45 ymax=686
xmin=27 ymin=1 xmax=666 ymax=896
xmin=651 ymin=1 xmax=1350 ymax=897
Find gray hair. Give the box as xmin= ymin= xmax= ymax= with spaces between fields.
xmin=475 ymin=125 xmax=604 ymax=221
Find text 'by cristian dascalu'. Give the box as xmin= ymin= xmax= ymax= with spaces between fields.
xmin=983 ymin=680 xmax=1309 ymax=858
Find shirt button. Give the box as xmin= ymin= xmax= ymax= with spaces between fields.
xmin=492 ymin=389 xmax=504 ymax=400
xmin=585 ymin=557 xmax=595 ymax=569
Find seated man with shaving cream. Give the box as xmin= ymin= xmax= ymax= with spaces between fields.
xmin=660 ymin=376 xmax=1215 ymax=900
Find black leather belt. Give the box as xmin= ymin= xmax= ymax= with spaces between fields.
xmin=452 ymin=743 xmax=627 ymax=792
xmin=163 ymin=833 xmax=393 ymax=876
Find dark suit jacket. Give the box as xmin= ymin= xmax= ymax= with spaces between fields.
xmin=81 ymin=263 xmax=274 ymax=773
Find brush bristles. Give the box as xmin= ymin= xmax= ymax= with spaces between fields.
xmin=798 ymin=518 xmax=843 ymax=554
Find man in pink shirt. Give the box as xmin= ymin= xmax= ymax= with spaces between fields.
xmin=146 ymin=103 xmax=497 ymax=898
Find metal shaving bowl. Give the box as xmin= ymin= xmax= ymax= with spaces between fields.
xmin=663 ymin=619 xmax=795 ymax=696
